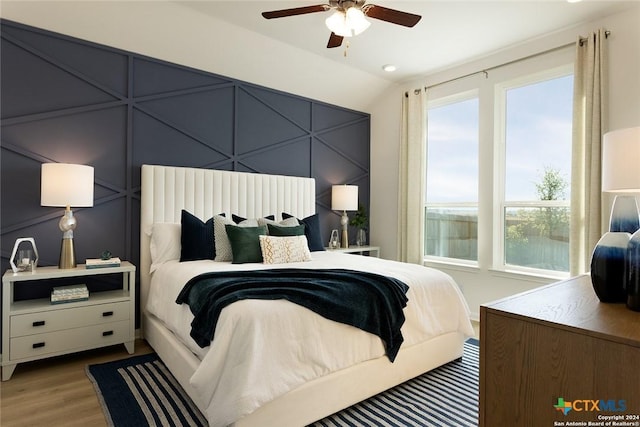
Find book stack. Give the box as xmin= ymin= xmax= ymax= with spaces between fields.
xmin=51 ymin=284 xmax=89 ymax=304
xmin=85 ymin=257 xmax=121 ymax=269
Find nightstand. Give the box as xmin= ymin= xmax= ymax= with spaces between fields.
xmin=325 ymin=245 xmax=380 ymax=257
xmin=1 ymin=262 xmax=136 ymax=380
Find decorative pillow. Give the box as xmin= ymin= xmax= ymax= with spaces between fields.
xmin=232 ymin=214 xmax=275 ymax=223
xmin=225 ymin=225 xmax=268 ymax=264
xmin=267 ymin=223 xmax=305 ymax=237
xmin=259 ymin=235 xmax=312 ymax=264
xmin=257 ymin=216 xmax=299 ymax=227
xmin=214 ymin=216 xmax=258 ymax=262
xmin=282 ymin=213 xmax=325 ymax=252
xmin=149 ymin=222 xmax=181 ymax=272
xmin=180 ymin=210 xmax=214 ymax=262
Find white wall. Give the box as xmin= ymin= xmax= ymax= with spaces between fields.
xmin=0 ymin=0 xmax=391 ymax=113
xmin=369 ymin=4 xmax=640 ymax=319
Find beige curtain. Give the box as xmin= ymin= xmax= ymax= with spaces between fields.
xmin=570 ymin=29 xmax=608 ymax=276
xmin=398 ymin=89 xmax=426 ymax=264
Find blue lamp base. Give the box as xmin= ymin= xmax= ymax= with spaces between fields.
xmin=609 ymin=195 xmax=640 ymax=233
xmin=590 ymin=232 xmax=630 ymax=302
xmin=626 ymin=229 xmax=640 ymax=311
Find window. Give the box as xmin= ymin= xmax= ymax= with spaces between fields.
xmin=425 ymin=93 xmax=479 ymax=262
xmin=424 ymin=56 xmax=574 ymax=278
xmin=498 ymin=71 xmax=573 ymax=273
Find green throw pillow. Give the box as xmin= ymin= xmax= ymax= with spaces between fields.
xmin=267 ymin=223 xmax=305 ymax=237
xmin=225 ymin=224 xmax=268 ymax=264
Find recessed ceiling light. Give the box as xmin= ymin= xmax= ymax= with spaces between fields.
xmin=382 ymin=64 xmax=397 ymax=72
xmin=567 ymin=0 xmax=582 ymax=3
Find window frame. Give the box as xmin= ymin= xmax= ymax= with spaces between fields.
xmin=493 ymin=65 xmax=574 ymax=276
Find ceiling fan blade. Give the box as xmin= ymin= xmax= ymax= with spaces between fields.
xmin=327 ymin=32 xmax=344 ymax=48
xmin=364 ymin=5 xmax=421 ymax=27
xmin=262 ymin=5 xmax=329 ymax=19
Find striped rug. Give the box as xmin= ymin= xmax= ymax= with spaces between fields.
xmin=87 ymin=339 xmax=478 ymax=427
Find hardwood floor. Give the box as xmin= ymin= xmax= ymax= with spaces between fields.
xmin=0 ymin=339 xmax=153 ymax=427
xmin=471 ymin=319 xmax=480 ymax=339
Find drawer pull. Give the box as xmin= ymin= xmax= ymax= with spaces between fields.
xmin=102 ymin=311 xmax=114 ymax=317
xmin=32 ymin=342 xmax=45 ymax=349
xmin=102 ymin=331 xmax=114 ymax=337
xmin=32 ymin=320 xmax=46 ymax=327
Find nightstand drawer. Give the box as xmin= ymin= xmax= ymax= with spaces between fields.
xmin=10 ymin=301 xmax=130 ymax=338
xmin=10 ymin=320 xmax=131 ymax=360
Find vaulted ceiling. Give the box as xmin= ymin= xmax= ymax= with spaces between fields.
xmin=179 ymin=1 xmax=635 ymax=83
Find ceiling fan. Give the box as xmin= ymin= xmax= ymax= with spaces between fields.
xmin=262 ymin=0 xmax=422 ymax=48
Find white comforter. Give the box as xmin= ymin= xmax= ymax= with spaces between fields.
xmin=146 ymin=251 xmax=474 ymax=427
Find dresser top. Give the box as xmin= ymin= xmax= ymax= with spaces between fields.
xmin=482 ymin=274 xmax=640 ymax=347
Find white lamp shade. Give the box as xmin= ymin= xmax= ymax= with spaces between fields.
xmin=41 ymin=163 xmax=94 ymax=207
xmin=332 ymin=185 xmax=358 ymax=211
xmin=345 ymin=7 xmax=370 ymax=35
xmin=325 ymin=7 xmax=370 ymax=37
xmin=602 ymin=126 xmax=640 ymax=192
xmin=325 ymin=11 xmax=349 ymax=36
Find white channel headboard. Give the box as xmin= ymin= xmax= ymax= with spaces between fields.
xmin=139 ymin=164 xmax=316 ymax=317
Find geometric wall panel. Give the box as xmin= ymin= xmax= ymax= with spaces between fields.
xmin=138 ymin=89 xmax=235 ymax=146
xmin=313 ymin=102 xmax=368 ymax=130
xmin=0 ymin=19 xmax=370 ymax=328
xmin=132 ymin=57 xmax=231 ymax=98
xmin=245 ymin=86 xmax=313 ymax=130
xmin=131 ymin=110 xmax=231 ymax=171
xmin=236 ymin=89 xmax=311 ymax=153
xmin=240 ymin=138 xmax=312 ymax=178
xmin=1 ymin=24 xmax=128 ymax=97
xmin=0 ymin=38 xmax=118 ymax=118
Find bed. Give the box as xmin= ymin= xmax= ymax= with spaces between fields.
xmin=139 ymin=164 xmax=474 ymax=427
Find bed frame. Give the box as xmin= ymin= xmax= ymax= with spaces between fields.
xmin=139 ymin=164 xmax=466 ymax=426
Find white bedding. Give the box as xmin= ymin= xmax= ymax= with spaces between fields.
xmin=146 ymin=251 xmax=474 ymax=427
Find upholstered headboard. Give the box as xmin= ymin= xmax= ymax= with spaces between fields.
xmin=139 ymin=164 xmax=316 ymax=320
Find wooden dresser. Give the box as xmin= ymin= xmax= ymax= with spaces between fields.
xmin=479 ymin=275 xmax=640 ymax=426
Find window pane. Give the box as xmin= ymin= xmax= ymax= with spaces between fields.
xmin=504 ymin=206 xmax=570 ymax=271
xmin=505 ymin=75 xmax=573 ymax=201
xmin=426 ymin=207 xmax=478 ymax=260
xmin=425 ymin=96 xmax=479 ymax=261
xmin=502 ymin=74 xmax=573 ymax=272
xmin=426 ymin=98 xmax=479 ymax=203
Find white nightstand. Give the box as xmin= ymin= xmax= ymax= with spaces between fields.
xmin=1 ymin=262 xmax=136 ymax=380
xmin=325 ymin=245 xmax=380 ymax=257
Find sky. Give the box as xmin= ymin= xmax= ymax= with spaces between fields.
xmin=426 ymin=74 xmax=573 ymax=204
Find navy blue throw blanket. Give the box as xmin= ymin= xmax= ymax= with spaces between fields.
xmin=175 ymin=268 xmax=409 ymax=362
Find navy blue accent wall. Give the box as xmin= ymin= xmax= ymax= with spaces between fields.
xmin=0 ymin=20 xmax=370 ymax=324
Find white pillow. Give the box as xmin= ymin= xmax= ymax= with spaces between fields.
xmin=214 ymin=215 xmax=258 ymax=262
xmin=149 ymin=223 xmax=181 ymax=272
xmin=259 ymin=235 xmax=312 ymax=264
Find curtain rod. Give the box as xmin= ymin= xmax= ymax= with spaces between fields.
xmin=422 ymin=30 xmax=610 ymax=92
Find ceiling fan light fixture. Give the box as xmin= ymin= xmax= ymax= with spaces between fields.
xmin=325 ymin=11 xmax=349 ymax=36
xmin=345 ymin=7 xmax=370 ymax=35
xmin=325 ymin=7 xmax=370 ymax=37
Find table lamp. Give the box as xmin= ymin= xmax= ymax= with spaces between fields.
xmin=41 ymin=163 xmax=94 ymax=269
xmin=332 ymin=185 xmax=358 ymax=248
xmin=601 ymin=126 xmax=640 ymax=310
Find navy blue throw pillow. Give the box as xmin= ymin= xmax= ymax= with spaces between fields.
xmin=180 ymin=210 xmax=215 ymax=262
xmin=232 ymin=214 xmax=275 ymax=223
xmin=282 ymin=212 xmax=325 ymax=252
